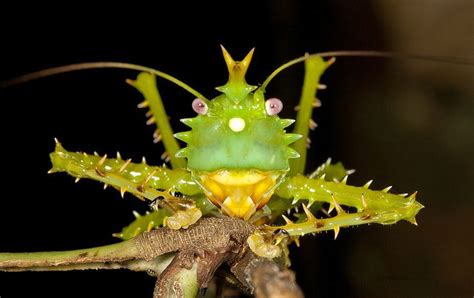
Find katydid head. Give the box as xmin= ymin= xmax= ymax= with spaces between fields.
xmin=174 ymin=47 xmax=301 ymax=174
xmin=174 ymin=47 xmax=302 ymax=218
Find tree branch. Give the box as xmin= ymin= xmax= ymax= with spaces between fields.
xmin=0 ymin=217 xmax=303 ymax=297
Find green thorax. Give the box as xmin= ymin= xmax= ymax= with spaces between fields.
xmin=174 ymin=47 xmax=300 ymax=172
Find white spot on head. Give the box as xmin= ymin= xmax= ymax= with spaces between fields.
xmin=229 ymin=117 xmax=246 ymax=132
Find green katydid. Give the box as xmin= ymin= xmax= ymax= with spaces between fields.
xmin=0 ymin=47 xmax=426 ymax=294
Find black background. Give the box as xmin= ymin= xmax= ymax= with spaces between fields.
xmin=0 ymin=1 xmax=473 ymax=297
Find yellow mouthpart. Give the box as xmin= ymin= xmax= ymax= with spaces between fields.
xmin=196 ymin=170 xmax=285 ymax=220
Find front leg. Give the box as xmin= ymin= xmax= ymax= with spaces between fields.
xmin=49 ymin=140 xmax=202 ymax=200
xmin=49 ymin=140 xmax=206 ymax=231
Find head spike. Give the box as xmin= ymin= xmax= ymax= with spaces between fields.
xmin=279 ymin=119 xmax=296 ymax=128
xmin=175 ymin=148 xmax=189 ymax=158
xmin=180 ymin=118 xmax=196 ymax=128
xmin=287 ymin=148 xmax=300 ymax=159
xmin=217 ymin=47 xmax=257 ymax=102
xmin=284 ymin=133 xmax=302 ymax=145
xmin=174 ymin=131 xmax=192 ymax=143
xmin=220 ymin=45 xmax=236 ymax=73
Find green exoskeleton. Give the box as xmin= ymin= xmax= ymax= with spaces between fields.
xmin=14 ymin=47 xmax=424 ymax=259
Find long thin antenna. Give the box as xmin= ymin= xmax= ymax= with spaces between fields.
xmin=261 ymin=50 xmax=474 ymax=90
xmin=1 ymin=62 xmax=209 ymax=102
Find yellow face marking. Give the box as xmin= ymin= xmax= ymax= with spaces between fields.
xmin=195 ymin=169 xmax=285 ymax=220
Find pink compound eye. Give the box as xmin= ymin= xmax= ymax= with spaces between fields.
xmin=265 ymin=98 xmax=283 ymax=115
xmin=192 ymin=98 xmax=208 ymax=114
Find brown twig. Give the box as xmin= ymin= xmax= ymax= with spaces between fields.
xmin=0 ymin=217 xmax=303 ymax=297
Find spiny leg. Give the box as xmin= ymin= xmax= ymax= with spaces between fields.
xmin=272 ymin=174 xmax=423 ymax=238
xmin=289 ymin=56 xmax=334 ymax=175
xmin=49 ymin=140 xmax=205 ymax=230
xmin=266 ymin=159 xmax=353 ymax=223
xmin=248 ymin=172 xmax=423 ymax=259
xmin=50 ymin=140 xmax=201 ymax=199
xmin=113 ymin=209 xmax=170 ymax=240
xmin=127 ymin=72 xmax=186 ymax=169
xmin=249 ymin=159 xmax=355 ymax=258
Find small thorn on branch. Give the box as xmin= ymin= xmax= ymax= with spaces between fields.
xmin=146 ymin=117 xmax=155 ymax=126
xmin=153 ymin=130 xmax=162 ymax=143
xmin=160 ymin=152 xmax=170 ymax=163
xmin=137 ymin=101 xmax=149 ymax=109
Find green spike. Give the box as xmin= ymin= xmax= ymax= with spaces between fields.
xmin=284 ymin=133 xmax=302 ymax=145
xmin=287 ymin=148 xmax=300 ymax=159
xmin=175 ymin=148 xmax=189 ymax=158
xmin=216 ymin=46 xmax=257 ymax=102
xmin=174 ymin=131 xmax=192 ymax=143
xmin=279 ymin=119 xmax=296 ymax=128
xmin=54 ymin=138 xmax=65 ymax=152
xmin=180 ymin=118 xmax=195 ymax=128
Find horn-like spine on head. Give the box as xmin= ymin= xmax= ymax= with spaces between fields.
xmin=216 ymin=46 xmax=257 ymax=103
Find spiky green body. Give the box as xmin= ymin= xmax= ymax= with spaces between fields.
xmin=8 ymin=47 xmax=422 ymax=257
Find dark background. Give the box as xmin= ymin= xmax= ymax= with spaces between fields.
xmin=0 ymin=1 xmax=472 ymax=297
